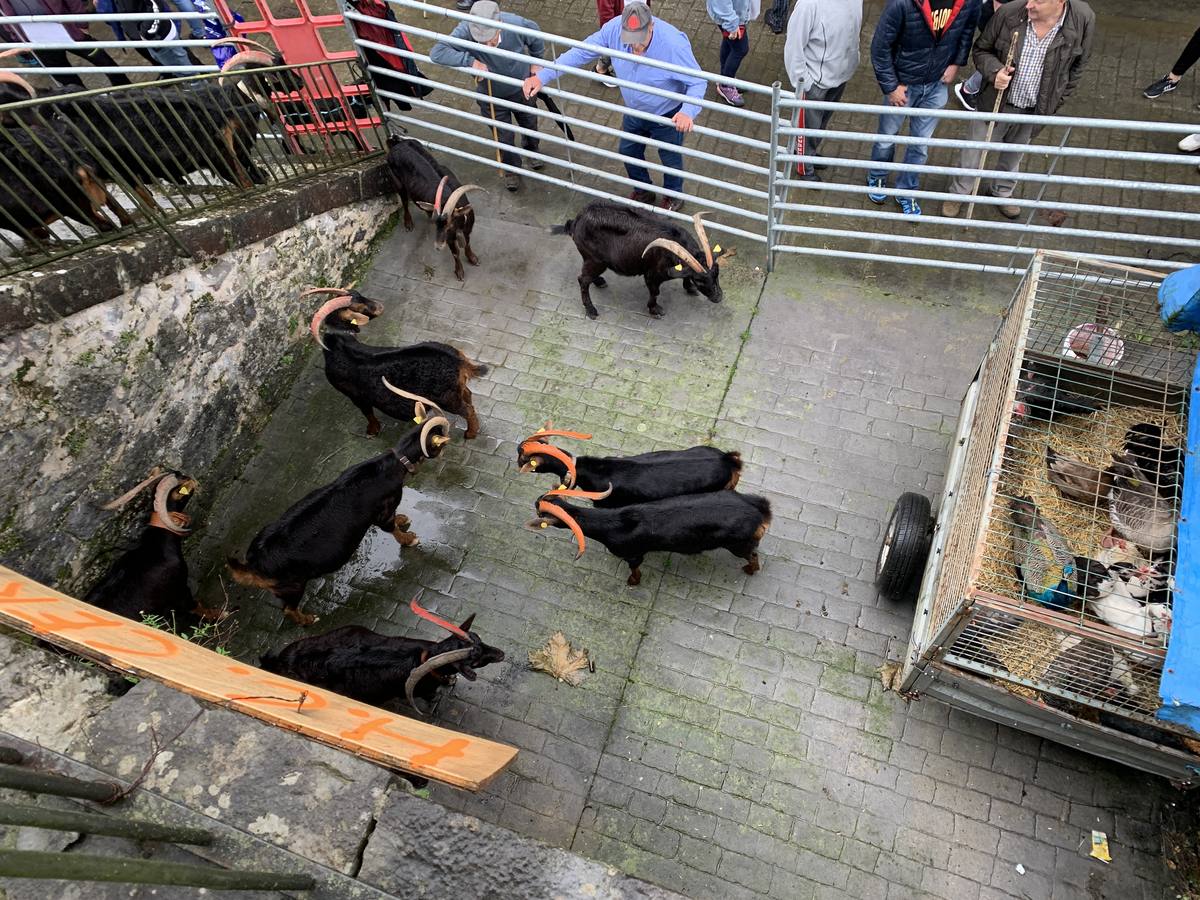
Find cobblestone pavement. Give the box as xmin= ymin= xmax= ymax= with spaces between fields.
xmin=191 ymin=176 xmax=1180 ymax=897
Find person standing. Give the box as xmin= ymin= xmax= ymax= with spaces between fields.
xmin=706 ymin=0 xmax=759 ymax=108
xmin=1142 ymin=25 xmax=1200 ymax=99
xmin=941 ymin=0 xmax=1095 ymax=219
xmin=1 ymin=0 xmax=133 ymax=86
xmin=953 ymin=0 xmax=1020 ymax=110
xmin=866 ymin=0 xmax=979 ymax=216
xmin=523 ymin=2 xmax=706 ymax=212
xmin=783 ymin=0 xmax=863 ymax=180
xmin=431 ymin=0 xmax=545 ymax=193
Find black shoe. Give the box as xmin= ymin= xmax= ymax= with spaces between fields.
xmin=628 ymin=188 xmax=656 ymax=205
xmin=504 ymin=173 xmax=521 ymax=192
xmin=1143 ymin=75 xmax=1179 ymax=100
xmin=524 ymin=148 xmax=544 ymax=170
xmin=798 ymin=170 xmax=821 ymax=182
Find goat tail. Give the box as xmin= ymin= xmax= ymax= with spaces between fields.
xmin=745 ymin=494 xmax=772 ymax=533
xmin=456 ymin=349 xmax=489 ymax=379
xmin=226 ymin=556 xmax=275 ymax=590
xmin=723 ymin=451 xmax=743 ymax=489
xmin=549 ymin=218 xmax=573 ymax=236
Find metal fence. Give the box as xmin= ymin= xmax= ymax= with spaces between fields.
xmin=339 ymin=0 xmax=1200 ymax=276
xmin=0 ymin=56 xmax=386 ymax=276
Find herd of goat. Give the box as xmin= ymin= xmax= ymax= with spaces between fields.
xmin=81 ymin=200 xmax=756 ymax=717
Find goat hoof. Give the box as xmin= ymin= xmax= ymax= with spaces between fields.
xmin=648 ymin=306 xmax=664 ymax=319
xmin=454 ymin=269 xmax=465 ymax=282
xmin=463 ymin=429 xmax=479 ymax=440
xmin=466 ymin=252 xmax=480 ymax=267
xmin=395 ymin=531 xmax=420 ymax=547
xmin=585 ymin=308 xmax=599 ymax=320
xmin=403 ymin=216 xmax=414 ymax=232
xmin=285 ymin=610 xmax=318 ymax=627
xmin=626 ymin=574 xmax=641 ymax=587
xmin=393 ymin=514 xmax=411 ymax=530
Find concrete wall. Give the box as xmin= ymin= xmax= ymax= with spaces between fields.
xmin=0 ymin=164 xmax=396 ymax=595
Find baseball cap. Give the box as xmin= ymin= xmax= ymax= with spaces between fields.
xmin=620 ymin=2 xmax=652 ymax=45
xmin=467 ymin=0 xmax=501 ymax=42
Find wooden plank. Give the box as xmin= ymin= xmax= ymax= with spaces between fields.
xmin=0 ymin=567 xmax=517 ymax=791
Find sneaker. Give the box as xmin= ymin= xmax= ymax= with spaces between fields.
xmin=1143 ymin=75 xmax=1179 ymax=100
xmin=898 ymin=197 xmax=921 ymax=216
xmin=628 ymin=188 xmax=656 ymax=205
xmin=1179 ymin=133 xmax=1200 ymax=152
xmin=660 ymin=196 xmax=684 ymax=213
xmin=953 ymin=82 xmax=978 ymax=112
xmin=455 ymin=0 xmax=471 ymax=8
xmin=716 ymin=84 xmax=745 ymax=108
xmin=867 ymin=174 xmax=887 ymax=204
xmin=504 ymin=173 xmax=521 ymax=192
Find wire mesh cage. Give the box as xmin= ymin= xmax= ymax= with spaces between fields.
xmin=909 ymin=251 xmax=1200 ymax=763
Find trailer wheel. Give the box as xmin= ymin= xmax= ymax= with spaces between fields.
xmin=875 ymin=492 xmax=933 ymax=600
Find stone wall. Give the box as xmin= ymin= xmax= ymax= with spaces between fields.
xmin=0 ymin=164 xmax=396 ymax=594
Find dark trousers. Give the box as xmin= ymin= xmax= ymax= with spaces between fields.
xmin=798 ymin=81 xmax=847 ymax=175
xmin=619 ymin=108 xmax=684 ymax=194
xmin=718 ymin=28 xmax=749 ymax=80
xmin=37 ymin=36 xmax=131 ymax=87
xmin=1171 ymin=26 xmax=1200 ymax=77
xmin=477 ymin=91 xmax=539 ymax=169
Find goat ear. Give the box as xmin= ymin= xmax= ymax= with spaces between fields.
xmin=459 ymin=614 xmax=476 ymax=633
xmin=414 ymin=201 xmax=435 ymax=212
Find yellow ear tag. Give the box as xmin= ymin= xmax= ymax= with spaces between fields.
xmin=413 ymin=416 xmax=423 ymax=424
xmin=674 ymin=264 xmax=683 ymax=271
xmin=540 ymin=521 xmax=548 ymax=528
xmin=529 ymin=459 xmax=538 ymax=469
xmin=557 ymin=483 xmax=566 ymax=491
xmin=713 ymin=243 xmax=722 ymax=253
xmin=178 ymin=486 xmax=190 ymax=495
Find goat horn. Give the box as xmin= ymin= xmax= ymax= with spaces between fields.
xmin=692 ymin=212 xmax=714 ymax=269
xmin=101 ymin=467 xmax=166 ymax=510
xmin=310 ymin=295 xmax=354 ymax=350
xmin=0 ymin=70 xmax=36 ymax=100
xmin=518 ymin=442 xmax=577 ymax=488
xmin=433 ymin=176 xmax=449 ymax=214
xmin=299 ymin=287 xmax=354 ymax=297
xmin=420 ymin=416 xmax=451 ymax=458
xmin=381 ymin=377 xmax=443 ymax=423
xmin=409 ymin=597 xmax=470 ymax=638
xmin=523 ymin=426 xmax=592 ymax=443
xmin=545 ymin=484 xmax=612 ymax=502
xmin=404 ymin=647 xmax=474 ymax=716
xmin=218 ymin=50 xmax=277 ymax=91
xmin=642 ymin=238 xmax=705 ymax=274
xmin=153 ymin=475 xmax=191 ymax=535
xmin=535 ymin=499 xmax=586 ymax=560
xmin=440 ymin=184 xmax=484 ymax=217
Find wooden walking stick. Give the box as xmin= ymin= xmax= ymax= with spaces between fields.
xmin=482 ymin=75 xmax=504 ymax=177
xmin=965 ymin=30 xmax=1021 ymax=221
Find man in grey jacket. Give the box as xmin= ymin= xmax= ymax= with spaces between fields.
xmin=783 ymin=0 xmax=863 ymax=180
xmin=430 ymin=0 xmax=545 ymax=192
xmin=942 ymin=0 xmax=1094 ymax=219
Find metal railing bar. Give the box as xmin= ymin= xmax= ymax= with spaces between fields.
xmin=777 ymin=151 xmax=1200 ymax=195
xmin=770 ymin=221 xmax=1190 ymax=270
xmin=771 ymin=242 xmax=1021 ymax=274
xmin=386 ymin=107 xmax=769 ymax=223
xmin=777 ymin=96 xmax=1200 ymax=134
xmin=368 ymin=71 xmax=771 ymax=179
xmin=2 ymin=67 xmax=219 ymax=74
xmin=0 ymin=40 xmax=223 ymax=49
xmin=776 ymin=126 xmax=1200 ymax=166
xmin=775 ymin=178 xmax=1200 ymax=222
xmin=0 ymin=11 xmax=206 ymax=21
xmin=772 ymin=199 xmax=1200 ymax=250
xmin=373 ymin=0 xmax=780 ymax=98
xmin=351 ymin=33 xmax=774 ymax=145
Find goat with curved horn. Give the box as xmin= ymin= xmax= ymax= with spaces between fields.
xmin=152 ymin=474 xmax=193 ymax=535
xmin=310 ymin=295 xmax=358 ymax=351
xmin=692 ymin=212 xmax=714 ymax=269
xmin=409 ymin=597 xmax=470 ymax=638
xmin=438 ymin=184 xmax=484 ymax=218
xmin=642 ymin=238 xmax=705 ymax=274
xmin=101 ymin=467 xmax=166 ymax=510
xmin=528 ymin=500 xmax=588 ymax=560
xmin=545 ymin=485 xmax=614 ymax=502
xmin=518 ymin=441 xmax=579 ymax=488
xmin=382 ymin=376 xmax=445 ymax=424
xmin=524 ymin=421 xmax=593 ymax=443
xmin=419 ymin=416 xmax=451 ymax=459
xmin=405 ymin=648 xmax=475 ymax=716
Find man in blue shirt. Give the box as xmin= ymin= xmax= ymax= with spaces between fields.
xmin=523 ymin=2 xmax=706 ymax=212
xmin=431 ymin=0 xmax=546 ymax=193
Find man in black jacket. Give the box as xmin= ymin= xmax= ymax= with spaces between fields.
xmin=866 ymin=0 xmax=978 ymax=216
xmin=941 ymin=0 xmax=1094 ymax=219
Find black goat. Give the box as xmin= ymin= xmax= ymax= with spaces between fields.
xmin=228 ymin=417 xmax=452 ymax=626
xmin=259 ymin=599 xmax=504 ymax=715
xmin=516 ymin=424 xmax=741 ymax=507
xmin=307 ymin=287 xmax=489 ymax=438
xmin=85 ymin=470 xmax=225 ymax=624
xmin=552 ymin=202 xmax=735 ymax=319
xmin=528 ymin=488 xmax=771 ymax=585
xmin=385 ymin=135 xmax=482 ymax=281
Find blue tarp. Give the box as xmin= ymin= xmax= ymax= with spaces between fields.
xmin=1159 ymin=265 xmax=1200 ymax=333
xmin=1157 ymin=353 xmax=1200 ymax=737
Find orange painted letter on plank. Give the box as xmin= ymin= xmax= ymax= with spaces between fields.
xmin=339 ymin=711 xmax=472 ymax=767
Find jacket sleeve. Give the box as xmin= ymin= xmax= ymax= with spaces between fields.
xmin=707 ymin=0 xmax=740 ymax=34
xmin=782 ymin=1 xmax=816 ymax=90
xmin=1060 ymin=9 xmax=1094 ymax=108
xmin=972 ymin=6 xmax=1008 ymax=85
xmin=429 ymin=22 xmax=477 ymax=69
xmin=870 ymin=0 xmax=904 ymax=94
xmin=675 ymin=36 xmax=708 ymax=120
xmin=520 ymin=16 xmax=545 ymax=60
xmin=953 ymin=2 xmax=980 ymax=67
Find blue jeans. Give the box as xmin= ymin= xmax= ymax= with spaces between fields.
xmin=619 ymin=110 xmax=685 ymax=194
xmin=167 ymin=0 xmax=207 ymax=39
xmin=868 ymin=81 xmax=947 ymax=193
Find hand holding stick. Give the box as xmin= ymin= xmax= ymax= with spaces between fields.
xmin=965 ymin=30 xmax=1020 ymax=221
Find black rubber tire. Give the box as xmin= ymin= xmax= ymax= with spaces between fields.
xmin=875 ymin=492 xmax=933 ymax=600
